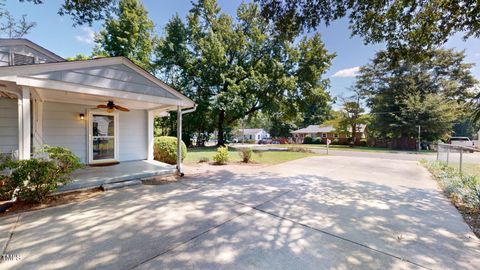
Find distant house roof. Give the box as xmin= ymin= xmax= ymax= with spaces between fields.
xmin=291 ymin=125 xmax=335 ymax=134
xmin=291 ymin=124 xmax=367 ymax=134
xmin=237 ymin=128 xmax=267 ymax=135
xmin=0 ymin=38 xmax=65 ymax=62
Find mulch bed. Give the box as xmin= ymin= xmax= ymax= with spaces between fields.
xmin=0 ymin=188 xmax=104 ymax=216
xmin=457 ymin=206 xmax=480 ymax=238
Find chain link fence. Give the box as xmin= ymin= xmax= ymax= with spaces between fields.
xmin=436 ymin=143 xmax=478 ymax=173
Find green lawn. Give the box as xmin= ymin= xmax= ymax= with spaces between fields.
xmin=259 ymin=144 xmax=435 ymax=154
xmin=184 ymin=147 xmax=317 ymax=164
xmin=461 ymin=163 xmax=480 ymax=178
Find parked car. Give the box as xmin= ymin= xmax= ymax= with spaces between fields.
xmin=448 ymin=137 xmax=475 ymax=151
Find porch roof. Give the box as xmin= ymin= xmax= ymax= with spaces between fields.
xmin=0 ymin=56 xmax=194 ymax=112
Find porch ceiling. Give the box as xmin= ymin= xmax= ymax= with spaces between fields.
xmin=35 ymin=87 xmax=175 ymax=111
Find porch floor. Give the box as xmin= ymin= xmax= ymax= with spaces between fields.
xmin=58 ymin=160 xmax=177 ymax=192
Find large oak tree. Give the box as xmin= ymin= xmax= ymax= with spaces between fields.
xmin=156 ymin=0 xmax=334 ymax=145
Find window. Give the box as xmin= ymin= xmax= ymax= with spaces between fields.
xmin=13 ymin=53 xmax=35 ymax=66
xmin=322 ymin=133 xmax=327 ymax=138
xmin=334 ymin=133 xmax=339 ymax=138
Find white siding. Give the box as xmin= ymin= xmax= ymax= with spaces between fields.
xmin=118 ymin=110 xmax=147 ymax=161
xmin=0 ymin=98 xmax=18 ymax=153
xmin=42 ymin=102 xmax=88 ymax=162
xmin=42 ymin=102 xmax=147 ymax=163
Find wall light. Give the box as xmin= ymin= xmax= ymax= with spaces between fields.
xmin=79 ymin=113 xmax=85 ymax=120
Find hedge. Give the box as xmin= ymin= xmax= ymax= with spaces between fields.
xmin=154 ymin=136 xmax=187 ymax=165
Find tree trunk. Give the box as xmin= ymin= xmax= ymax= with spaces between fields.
xmin=217 ymin=110 xmax=225 ymax=146
xmin=351 ymin=123 xmax=357 ymax=146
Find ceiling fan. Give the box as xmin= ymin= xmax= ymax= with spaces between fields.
xmin=97 ymin=101 xmax=130 ymax=113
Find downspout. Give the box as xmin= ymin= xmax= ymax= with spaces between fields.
xmin=177 ymin=104 xmax=197 ymax=176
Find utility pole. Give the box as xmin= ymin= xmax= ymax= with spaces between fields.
xmin=417 ymin=125 xmax=421 ymax=151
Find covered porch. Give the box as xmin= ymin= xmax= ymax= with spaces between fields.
xmin=57 ymin=160 xmax=177 ymax=192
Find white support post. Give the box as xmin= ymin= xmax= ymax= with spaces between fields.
xmin=176 ymin=106 xmax=183 ymax=175
xmin=21 ymin=86 xmax=31 ymax=160
xmin=147 ymin=110 xmax=155 ymax=160
xmin=17 ymin=98 xmax=23 ymax=160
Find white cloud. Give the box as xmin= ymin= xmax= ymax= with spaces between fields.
xmin=332 ymin=66 xmax=360 ymax=78
xmin=75 ymin=27 xmax=95 ymax=44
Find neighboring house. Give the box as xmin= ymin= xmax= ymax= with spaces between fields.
xmin=233 ymin=128 xmax=270 ymax=143
xmin=291 ymin=124 xmax=367 ymax=144
xmin=0 ymin=39 xmax=194 ymax=167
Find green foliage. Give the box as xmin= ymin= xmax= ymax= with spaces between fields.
xmin=303 ymin=136 xmax=313 ymax=144
xmin=154 ymin=136 xmax=187 ymax=165
xmin=258 ymin=0 xmax=480 ymax=54
xmin=237 ymin=148 xmax=253 ymax=163
xmin=155 ymin=0 xmax=334 ymax=145
xmin=422 ymin=160 xmax=480 ymax=210
xmin=312 ymin=138 xmax=322 ymax=144
xmin=213 ymin=146 xmax=229 ymax=165
xmin=94 ymin=0 xmax=156 ymax=70
xmin=356 ymin=48 xmax=477 ymax=145
xmin=0 ymin=146 xmax=83 ymax=203
xmin=66 ymin=53 xmax=91 ymax=61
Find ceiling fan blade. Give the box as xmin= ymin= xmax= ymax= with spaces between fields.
xmin=97 ymin=104 xmax=108 ymax=109
xmin=115 ymin=105 xmax=130 ymax=112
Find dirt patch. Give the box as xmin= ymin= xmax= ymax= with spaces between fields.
xmin=0 ymin=188 xmax=103 ymax=216
xmin=142 ymin=175 xmax=181 ymax=185
xmin=457 ymin=206 xmax=480 ymax=238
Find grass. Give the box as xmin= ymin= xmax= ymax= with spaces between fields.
xmin=184 ymin=147 xmax=317 ymax=164
xmin=462 ymin=163 xmax=480 ymax=178
xmin=260 ymin=144 xmax=435 ymax=154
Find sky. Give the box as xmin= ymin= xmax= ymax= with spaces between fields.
xmin=4 ymin=0 xmax=480 ymax=104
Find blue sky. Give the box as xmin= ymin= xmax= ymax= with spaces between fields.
xmin=5 ymin=0 xmax=480 ymax=102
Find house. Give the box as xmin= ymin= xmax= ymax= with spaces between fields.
xmin=0 ymin=39 xmax=194 ymax=173
xmin=291 ymin=124 xmax=367 ymax=144
xmin=233 ymin=128 xmax=270 ymax=143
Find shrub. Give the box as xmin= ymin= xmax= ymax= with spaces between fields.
xmin=312 ymin=138 xmax=323 ymax=144
xmin=213 ymin=146 xmax=229 ymax=165
xmin=303 ymin=137 xmax=313 ymax=144
xmin=332 ymin=139 xmax=339 ymax=145
xmin=287 ymin=147 xmax=312 ymax=153
xmin=245 ymin=139 xmax=256 ymax=144
xmin=0 ymin=146 xmax=83 ymax=203
xmin=154 ymin=136 xmax=187 ymax=165
xmin=238 ymin=148 xmax=253 ymax=163
xmin=198 ymin=157 xmax=209 ymax=163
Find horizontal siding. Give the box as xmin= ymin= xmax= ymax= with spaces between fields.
xmin=0 ymin=99 xmax=18 ymax=153
xmin=118 ymin=110 xmax=147 ymax=161
xmin=42 ymin=102 xmax=88 ymax=163
xmin=42 ymin=102 xmax=147 ymax=163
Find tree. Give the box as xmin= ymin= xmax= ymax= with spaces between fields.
xmin=257 ymin=0 xmax=480 ymax=52
xmin=339 ymin=96 xmax=365 ymax=145
xmin=20 ymin=0 xmax=117 ymax=26
xmin=94 ymin=0 xmax=155 ymax=71
xmin=356 ymin=48 xmax=477 ymax=149
xmin=156 ymin=0 xmax=334 ymax=146
xmin=65 ymin=53 xmax=91 ymax=61
xmin=1 ymin=0 xmax=36 ymax=37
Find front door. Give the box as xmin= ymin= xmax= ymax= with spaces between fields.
xmin=88 ymin=111 xmax=118 ymax=164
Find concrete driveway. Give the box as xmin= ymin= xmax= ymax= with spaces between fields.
xmin=1 ymin=156 xmax=479 ymax=269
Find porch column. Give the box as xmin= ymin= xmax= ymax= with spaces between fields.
xmin=21 ymin=86 xmax=31 ymax=160
xmin=147 ymin=110 xmax=154 ymax=160
xmin=176 ymin=106 xmax=182 ymax=175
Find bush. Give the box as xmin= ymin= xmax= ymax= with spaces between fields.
xmin=198 ymin=157 xmax=209 ymax=163
xmin=154 ymin=136 xmax=187 ymax=165
xmin=0 ymin=146 xmax=83 ymax=203
xmin=213 ymin=146 xmax=229 ymax=165
xmin=303 ymin=137 xmax=313 ymax=144
xmin=331 ymin=138 xmax=339 ymax=145
xmin=238 ymin=148 xmax=253 ymax=163
xmin=287 ymin=147 xmax=312 ymax=153
xmin=312 ymin=138 xmax=323 ymax=144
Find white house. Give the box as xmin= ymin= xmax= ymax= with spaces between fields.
xmin=233 ymin=128 xmax=270 ymax=143
xmin=0 ymin=39 xmax=194 ymax=172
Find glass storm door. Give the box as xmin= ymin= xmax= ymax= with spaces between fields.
xmin=90 ymin=113 xmax=117 ymax=163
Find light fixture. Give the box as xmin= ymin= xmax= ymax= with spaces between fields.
xmin=79 ymin=113 xmax=85 ymax=120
